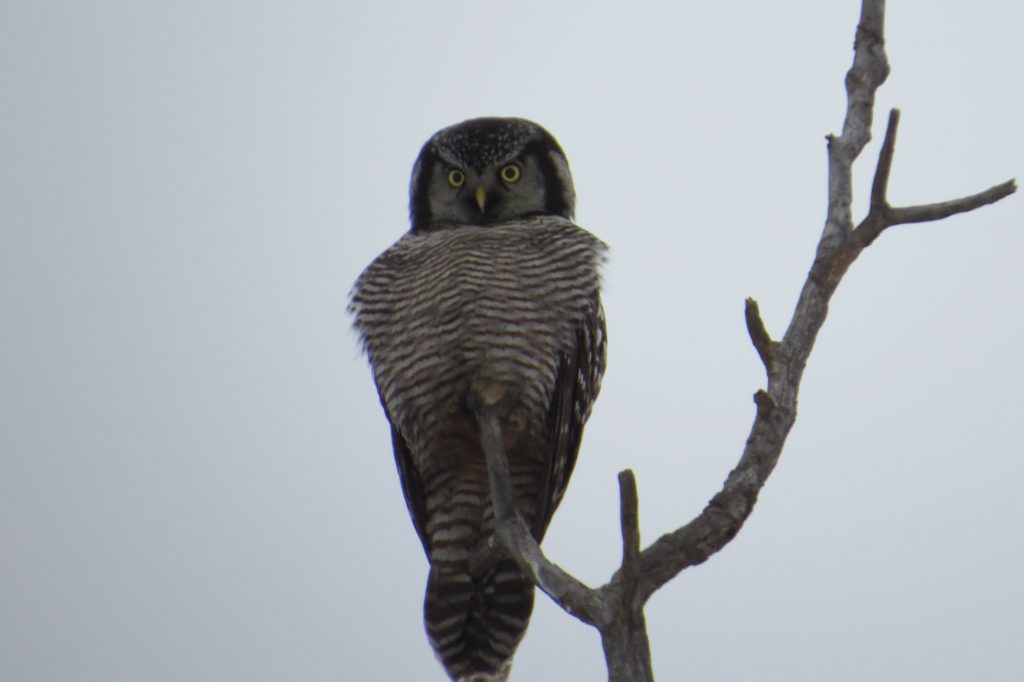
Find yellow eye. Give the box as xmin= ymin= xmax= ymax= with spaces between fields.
xmin=447 ymin=169 xmax=465 ymax=188
xmin=500 ymin=164 xmax=521 ymax=183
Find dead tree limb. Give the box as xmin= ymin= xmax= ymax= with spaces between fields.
xmin=477 ymin=1 xmax=1016 ymax=679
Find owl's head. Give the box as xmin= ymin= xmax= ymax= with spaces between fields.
xmin=409 ymin=117 xmax=575 ymax=232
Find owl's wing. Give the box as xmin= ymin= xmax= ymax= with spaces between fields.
xmin=384 ymin=406 xmax=430 ymax=557
xmin=534 ymin=297 xmax=607 ymax=540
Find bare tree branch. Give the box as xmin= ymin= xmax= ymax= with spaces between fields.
xmin=629 ymin=0 xmax=901 ymax=603
xmin=744 ymin=297 xmax=775 ymax=375
xmin=477 ymin=0 xmax=1016 ymax=679
xmin=821 ymin=0 xmax=891 ymax=249
xmin=618 ymin=470 xmax=641 ymax=572
xmin=870 ymin=108 xmax=901 ymax=211
xmin=885 ymin=181 xmax=1017 ymax=226
xmin=602 ymin=470 xmax=655 ymax=682
xmin=477 ymin=410 xmax=610 ymax=627
xmin=854 ymin=109 xmax=1016 ymax=248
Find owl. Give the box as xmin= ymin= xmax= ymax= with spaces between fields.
xmin=350 ymin=117 xmax=607 ymax=681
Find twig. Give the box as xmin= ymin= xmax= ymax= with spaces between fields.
xmin=886 ymin=180 xmax=1017 ymax=225
xmin=619 ymin=470 xmax=641 ymax=570
xmin=744 ymin=297 xmax=775 ymax=375
xmin=870 ymin=108 xmax=901 ymax=211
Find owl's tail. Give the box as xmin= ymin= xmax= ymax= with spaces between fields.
xmin=424 ymin=557 xmax=535 ymax=682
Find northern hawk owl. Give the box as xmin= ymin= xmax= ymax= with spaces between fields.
xmin=350 ymin=117 xmax=606 ymax=681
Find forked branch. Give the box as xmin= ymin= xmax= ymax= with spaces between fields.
xmin=478 ymin=1 xmax=1016 ymax=679
xmin=853 ymin=108 xmax=1017 ymax=250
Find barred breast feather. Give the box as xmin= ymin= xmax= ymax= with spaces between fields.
xmin=349 ymin=215 xmax=607 ymax=681
xmin=351 ymin=216 xmax=606 ymax=451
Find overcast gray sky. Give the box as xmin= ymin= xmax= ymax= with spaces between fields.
xmin=2 ymin=2 xmax=1022 ymax=680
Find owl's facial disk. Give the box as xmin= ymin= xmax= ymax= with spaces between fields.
xmin=429 ymin=155 xmax=546 ymax=226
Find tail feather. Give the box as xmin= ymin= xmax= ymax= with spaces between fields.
xmin=425 ymin=558 xmax=535 ymax=681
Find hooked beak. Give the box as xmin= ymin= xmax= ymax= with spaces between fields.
xmin=474 ymin=185 xmax=487 ymax=213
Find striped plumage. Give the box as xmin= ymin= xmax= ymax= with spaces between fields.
xmin=350 ymin=118 xmax=606 ymax=681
